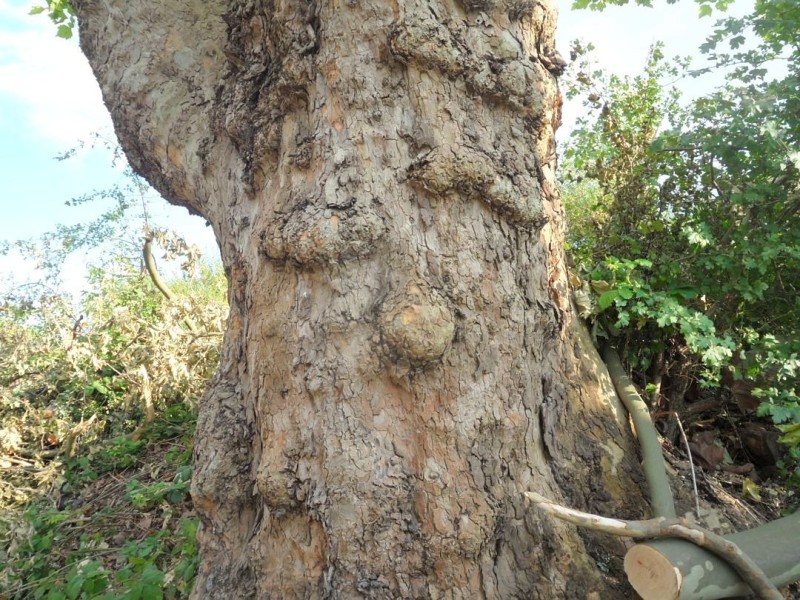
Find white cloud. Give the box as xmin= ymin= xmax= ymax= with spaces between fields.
xmin=0 ymin=1 xmax=112 ymax=149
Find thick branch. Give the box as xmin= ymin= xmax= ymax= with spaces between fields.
xmin=603 ymin=347 xmax=676 ymax=518
xmin=525 ymin=493 xmax=783 ymax=600
xmin=627 ymin=515 xmax=800 ymax=600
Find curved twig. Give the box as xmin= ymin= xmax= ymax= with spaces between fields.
xmin=142 ymin=234 xmax=198 ymax=334
xmin=143 ymin=234 xmax=176 ymax=302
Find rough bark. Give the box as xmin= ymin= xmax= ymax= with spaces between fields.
xmin=73 ymin=0 xmax=650 ymax=596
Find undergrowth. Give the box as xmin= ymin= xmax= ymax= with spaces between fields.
xmin=0 ymin=404 xmax=199 ymax=599
xmin=0 ymin=231 xmax=225 ymax=598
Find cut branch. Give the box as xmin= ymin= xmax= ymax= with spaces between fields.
xmin=626 ymin=513 xmax=800 ymax=600
xmin=525 ymin=493 xmax=784 ymax=600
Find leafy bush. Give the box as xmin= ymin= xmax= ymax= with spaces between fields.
xmin=0 ymin=412 xmax=199 ymax=599
xmin=0 ymin=253 xmax=216 ymax=594
xmin=561 ymin=0 xmax=800 ymax=472
xmin=0 ymin=133 xmax=223 ymax=598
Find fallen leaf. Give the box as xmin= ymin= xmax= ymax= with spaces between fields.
xmin=742 ymin=477 xmax=762 ymax=502
xmin=591 ymin=280 xmax=612 ymax=294
xmin=688 ymin=431 xmax=724 ymax=469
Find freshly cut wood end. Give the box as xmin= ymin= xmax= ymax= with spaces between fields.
xmin=625 ymin=544 xmax=682 ymax=600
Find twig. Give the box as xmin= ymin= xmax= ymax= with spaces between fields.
xmin=0 ymin=454 xmax=36 ymax=467
xmin=142 ymin=234 xmax=198 ymax=334
xmin=674 ymin=412 xmax=701 ymax=517
xmin=143 ymin=234 xmax=176 ymax=302
xmin=6 ymin=548 xmax=120 ymax=596
xmin=60 ymin=414 xmax=98 ymax=458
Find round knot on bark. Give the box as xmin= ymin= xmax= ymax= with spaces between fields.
xmin=262 ymin=200 xmax=385 ymax=267
xmin=379 ymin=283 xmax=455 ymax=365
xmin=256 ymin=468 xmax=299 ymax=512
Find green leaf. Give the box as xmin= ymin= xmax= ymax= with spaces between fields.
xmin=66 ymin=575 xmax=84 ymax=600
xmin=138 ymin=563 xmax=165 ymax=600
xmin=56 ymin=24 xmax=73 ymax=39
xmin=778 ymin=423 xmax=800 ymax=447
xmin=671 ymin=287 xmax=699 ymax=300
xmin=617 ymin=286 xmax=634 ymax=300
xmin=598 ymin=290 xmax=620 ymax=310
xmin=29 ymin=6 xmax=47 ymax=15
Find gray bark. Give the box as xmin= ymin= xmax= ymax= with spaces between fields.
xmin=73 ymin=0 xmax=649 ymax=596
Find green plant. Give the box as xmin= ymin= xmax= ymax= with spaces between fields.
xmin=29 ymin=0 xmax=76 ymax=39
xmin=1 ymin=256 xmax=224 ymax=466
xmin=126 ymin=468 xmax=191 ymax=511
xmin=561 ymin=0 xmax=800 ymax=466
xmin=1 ymin=413 xmax=199 ymax=600
xmin=570 ymin=0 xmax=735 ymax=17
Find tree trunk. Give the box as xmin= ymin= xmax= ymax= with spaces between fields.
xmin=73 ymin=0 xmax=650 ymax=596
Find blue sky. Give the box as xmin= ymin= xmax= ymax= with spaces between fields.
xmin=0 ymin=0 xmax=750 ymax=295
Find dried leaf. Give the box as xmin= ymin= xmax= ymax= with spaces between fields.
xmin=688 ymin=431 xmax=725 ymax=469
xmin=568 ymin=269 xmax=582 ymax=290
xmin=573 ymin=288 xmax=593 ymax=319
xmin=590 ymin=280 xmax=612 ymax=294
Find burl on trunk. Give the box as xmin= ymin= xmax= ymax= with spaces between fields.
xmin=74 ymin=0 xmax=648 ymax=596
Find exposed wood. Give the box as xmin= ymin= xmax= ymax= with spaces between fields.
xmin=526 ymin=492 xmax=783 ymax=600
xmin=626 ymin=544 xmax=681 ymax=600
xmin=626 ymin=513 xmax=800 ymax=600
xmin=604 ymin=347 xmax=677 ymax=518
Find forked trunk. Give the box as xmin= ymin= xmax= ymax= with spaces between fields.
xmin=74 ymin=0 xmax=649 ymax=596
